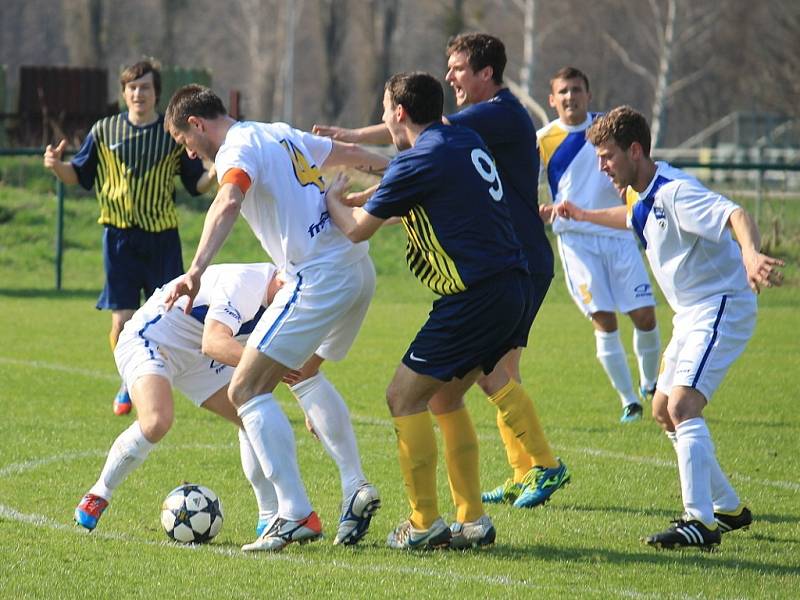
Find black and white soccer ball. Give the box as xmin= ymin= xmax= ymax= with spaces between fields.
xmin=160 ymin=484 xmax=224 ymax=544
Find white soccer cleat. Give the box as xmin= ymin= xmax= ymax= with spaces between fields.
xmin=386 ymin=517 xmax=451 ymax=550
xmin=333 ymin=482 xmax=381 ymax=546
xmin=449 ymin=514 xmax=496 ymax=549
xmin=241 ymin=511 xmax=322 ymax=552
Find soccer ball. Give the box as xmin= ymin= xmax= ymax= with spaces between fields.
xmin=160 ymin=483 xmax=224 ymax=544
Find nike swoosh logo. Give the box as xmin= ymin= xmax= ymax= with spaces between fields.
xmin=408 ymin=352 xmax=427 ymax=363
xmin=109 ymin=142 xmax=123 ymax=151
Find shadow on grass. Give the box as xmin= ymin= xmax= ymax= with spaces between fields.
xmin=0 ymin=288 xmax=99 ymax=300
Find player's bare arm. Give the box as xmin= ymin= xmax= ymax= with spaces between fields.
xmin=342 ymin=183 xmax=380 ymax=208
xmin=312 ymin=123 xmax=392 ymax=145
xmin=324 ymin=173 xmax=384 ymax=242
xmin=202 ymin=319 xmax=242 ymax=367
xmin=728 ymin=207 xmax=785 ymax=293
xmin=195 ymin=161 xmax=217 ymax=195
xmin=557 ymin=201 xmax=627 ymax=229
xmin=323 ymin=141 xmax=389 ymax=175
xmin=43 ymin=139 xmax=79 ymax=185
xmin=165 ymin=183 xmax=244 ymax=313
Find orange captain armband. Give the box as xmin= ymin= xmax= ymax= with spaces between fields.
xmin=221 ymin=168 xmax=252 ymax=194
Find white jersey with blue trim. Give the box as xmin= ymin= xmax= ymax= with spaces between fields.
xmin=132 ymin=263 xmax=276 ymax=351
xmin=215 ymin=121 xmax=368 ymax=275
xmin=537 ymin=114 xmax=630 ymax=238
xmin=626 ymin=162 xmax=750 ymax=312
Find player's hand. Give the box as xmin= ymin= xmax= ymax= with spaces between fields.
xmin=539 ymin=203 xmax=556 ymax=224
xmin=742 ymin=250 xmax=785 ymax=294
xmin=556 ymin=200 xmax=584 ymax=221
xmin=43 ymin=139 xmax=67 ymax=169
xmin=312 ymin=124 xmax=357 ymax=142
xmin=281 ymin=368 xmax=303 ymax=386
xmin=266 ymin=270 xmax=286 ymax=305
xmin=164 ymin=270 xmax=202 ymax=313
xmin=325 ymin=172 xmax=350 ymax=204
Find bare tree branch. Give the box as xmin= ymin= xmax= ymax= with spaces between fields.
xmin=602 ymin=32 xmax=658 ymax=88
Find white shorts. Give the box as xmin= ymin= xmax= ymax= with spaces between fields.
xmin=115 ymin=325 xmax=232 ymax=407
xmin=657 ymin=292 xmax=756 ymax=402
xmin=246 ymin=254 xmax=376 ymax=369
xmin=557 ymin=232 xmax=655 ymax=317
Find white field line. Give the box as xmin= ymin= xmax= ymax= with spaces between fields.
xmin=4 ymin=355 xmax=799 ymax=495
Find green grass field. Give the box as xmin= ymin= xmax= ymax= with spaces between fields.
xmin=1 ymin=174 xmax=799 ymax=598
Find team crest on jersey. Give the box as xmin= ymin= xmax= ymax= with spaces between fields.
xmin=653 ymin=204 xmax=667 ymax=229
xmin=280 ymin=139 xmax=325 ymax=192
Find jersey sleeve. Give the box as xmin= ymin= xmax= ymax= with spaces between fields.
xmin=178 ymin=152 xmax=206 ymax=196
xmin=363 ymin=152 xmax=437 ymax=219
xmin=205 ymin=265 xmax=275 ymax=333
xmin=215 ymin=130 xmax=261 ymax=188
xmin=672 ymin=181 xmax=740 ymax=242
xmin=70 ymin=127 xmax=99 ymax=191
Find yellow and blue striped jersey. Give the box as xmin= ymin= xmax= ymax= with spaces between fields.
xmin=364 ymin=123 xmax=526 ymax=296
xmin=71 ymin=112 xmax=205 ymax=232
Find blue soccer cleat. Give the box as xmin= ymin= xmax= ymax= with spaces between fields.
xmin=334 ymin=483 xmax=381 ymax=545
xmin=620 ymin=402 xmax=643 ymax=423
xmin=75 ymin=493 xmax=109 ymax=531
xmin=113 ymin=384 xmax=132 ymax=416
xmin=639 ymin=383 xmax=657 ymax=403
xmin=512 ymin=459 xmax=571 ymax=508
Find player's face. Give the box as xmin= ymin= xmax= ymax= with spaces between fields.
xmin=596 ymin=141 xmax=635 ymax=188
xmin=382 ymin=90 xmax=411 ymax=151
xmin=171 ymin=119 xmax=217 ymax=162
xmin=123 ymin=72 xmax=157 ymax=119
xmin=445 ymin=51 xmax=490 ymax=106
xmin=549 ymin=77 xmax=590 ymax=125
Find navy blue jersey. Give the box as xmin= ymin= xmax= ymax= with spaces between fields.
xmin=364 ymin=123 xmax=527 ymax=295
xmin=447 ymin=89 xmax=554 ymax=276
xmin=71 ymin=112 xmax=205 ymax=232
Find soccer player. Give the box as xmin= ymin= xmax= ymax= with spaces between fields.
xmin=325 ymin=71 xmax=532 ymax=550
xmin=557 ymin=106 xmax=784 ymax=550
xmin=314 ymin=32 xmax=569 ymax=512
xmin=43 ymin=60 xmax=216 ymax=416
xmin=538 ymin=67 xmax=661 ymax=423
xmin=74 ymin=263 xmax=282 ymax=533
xmin=162 ymin=85 xmax=390 ymax=552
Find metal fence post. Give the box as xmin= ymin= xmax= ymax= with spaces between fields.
xmin=55 ymin=179 xmax=64 ymax=290
xmin=754 ymin=146 xmax=763 ymax=229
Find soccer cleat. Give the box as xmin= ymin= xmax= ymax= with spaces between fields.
xmin=386 ymin=517 xmax=451 ymax=550
xmin=449 ymin=514 xmax=496 ymax=550
xmin=481 ymin=478 xmax=524 ymax=505
xmin=715 ymin=506 xmax=752 ymax=534
xmin=113 ymin=384 xmax=132 ymax=416
xmin=255 ymin=517 xmax=272 ymax=537
xmin=241 ymin=511 xmax=323 ymax=552
xmin=639 ymin=383 xmax=657 ymax=403
xmin=334 ymin=482 xmax=381 ymax=546
xmin=512 ymin=459 xmax=571 ymax=509
xmin=74 ymin=493 xmax=109 ymax=531
xmin=620 ymin=402 xmax=643 ymax=423
xmin=643 ymin=518 xmax=721 ymax=550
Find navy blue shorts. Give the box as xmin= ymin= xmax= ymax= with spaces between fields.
xmin=512 ymin=272 xmax=553 ymax=348
xmin=402 ymin=269 xmax=533 ymax=381
xmin=96 ymin=226 xmax=183 ymax=311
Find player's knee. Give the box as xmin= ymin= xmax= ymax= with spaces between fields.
xmin=138 ymin=412 xmax=173 ymax=443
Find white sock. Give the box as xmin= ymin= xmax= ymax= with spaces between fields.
xmin=595 ymin=330 xmax=639 ymax=407
xmin=291 ymin=373 xmax=366 ymax=500
xmin=237 ymin=393 xmax=312 ymax=521
xmin=89 ymin=421 xmax=154 ymax=501
xmin=675 ymin=418 xmax=715 ymax=526
xmin=633 ymin=325 xmax=661 ymax=391
xmin=704 ymin=435 xmax=741 ymax=513
xmin=238 ymin=428 xmax=278 ymax=523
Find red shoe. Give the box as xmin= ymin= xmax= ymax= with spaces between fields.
xmin=113 ymin=385 xmax=132 ymax=416
xmin=75 ymin=493 xmax=109 ymax=530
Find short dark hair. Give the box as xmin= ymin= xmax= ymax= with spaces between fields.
xmin=446 ymin=32 xmax=506 ymax=84
xmin=550 ymin=66 xmax=590 ymax=92
xmin=120 ymin=60 xmax=161 ymax=102
xmin=164 ymin=84 xmax=228 ymax=132
xmin=586 ymin=105 xmax=652 ymax=156
xmin=385 ymin=72 xmax=443 ymax=125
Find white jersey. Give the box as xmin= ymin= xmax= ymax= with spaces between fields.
xmin=215 ymin=121 xmax=368 ymax=274
xmin=626 ymin=162 xmax=750 ymax=312
xmin=131 ymin=262 xmax=276 ymax=351
xmin=538 ymin=114 xmax=630 ymax=239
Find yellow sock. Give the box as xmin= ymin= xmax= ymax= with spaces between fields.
xmin=109 ymin=331 xmax=118 ymax=352
xmin=435 ymin=407 xmax=482 ymax=523
xmin=489 ymin=380 xmax=557 ymax=469
xmin=393 ymin=412 xmax=439 ymax=529
xmin=495 ymin=409 xmax=534 ymax=482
